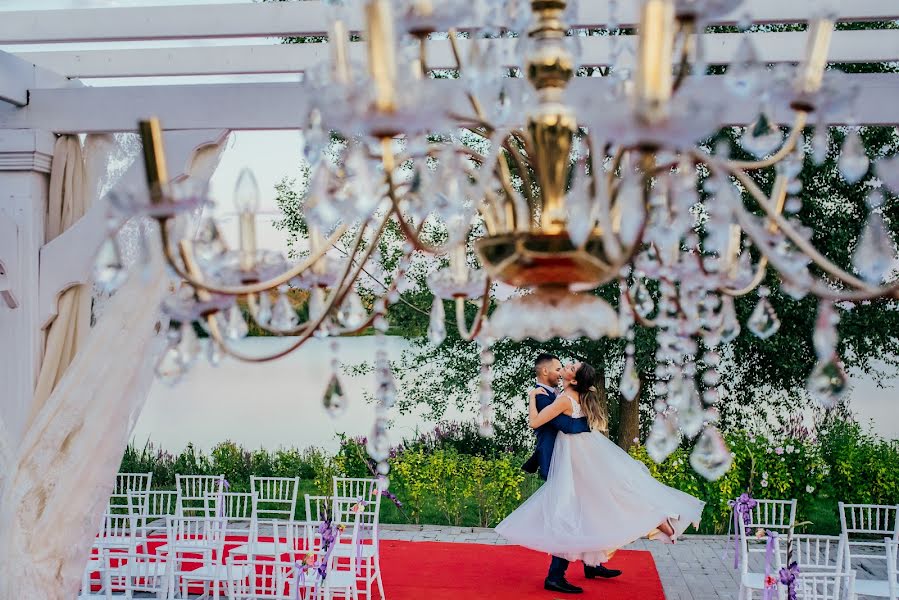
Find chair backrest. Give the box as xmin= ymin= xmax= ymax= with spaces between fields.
xmin=738 ymin=516 xmax=784 ymax=576
xmin=324 ymin=510 xmax=364 ymax=582
xmin=333 ymin=477 xmax=377 ymax=504
xmin=204 ymin=491 xmax=258 ymax=538
xmin=332 ymin=490 xmax=382 ymax=549
xmin=109 ymin=473 xmax=153 ymax=515
xmin=748 ymin=499 xmax=798 ymax=533
xmin=97 ymin=507 xmax=138 ymax=546
xmin=793 ymin=571 xmax=856 ymax=600
xmin=304 ymin=495 xmax=336 ymax=553
xmin=175 ymin=474 xmax=225 ymax=517
xmin=251 ymin=476 xmax=300 ymax=520
xmin=79 ymin=549 xmax=112 ymax=600
xmin=227 ymin=557 xmax=294 ymax=600
xmin=143 ymin=490 xmax=179 ymax=521
xmin=107 ymin=551 xmax=172 ymax=599
xmin=839 ymin=503 xmax=899 ymax=539
xmin=788 ymin=534 xmax=846 ymax=573
xmin=164 ymin=515 xmax=227 ymax=554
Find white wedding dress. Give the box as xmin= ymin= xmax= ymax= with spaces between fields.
xmin=495 ymin=395 xmax=705 ymax=564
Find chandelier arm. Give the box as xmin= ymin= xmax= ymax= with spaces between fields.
xmin=503 ymin=134 xmax=537 ymax=213
xmin=721 ymin=256 xmax=771 ymax=297
xmin=622 ymin=280 xmax=658 ymax=328
xmin=238 ymin=220 xmax=373 ymax=337
xmin=725 ymin=197 xmax=899 ymax=301
xmin=453 ymin=279 xmax=493 ymax=342
xmin=704 ymin=153 xmax=888 ymax=295
xmin=728 ymin=111 xmax=810 ymax=171
xmin=720 ymin=175 xmax=789 ymax=297
xmin=157 ymin=220 xmax=349 ymax=296
xmin=418 ymin=35 xmax=430 ymax=75
xmin=586 ymin=134 xmax=624 ymax=263
xmin=671 ymin=19 xmax=695 ymax=94
xmin=495 ymin=147 xmax=529 ymax=232
xmin=206 ymin=215 xmax=393 ymax=360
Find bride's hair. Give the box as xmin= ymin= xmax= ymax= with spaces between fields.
xmin=571 ymin=362 xmax=608 ymax=434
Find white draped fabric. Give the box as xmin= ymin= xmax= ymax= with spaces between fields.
xmin=0 ymin=133 xmax=227 ymax=599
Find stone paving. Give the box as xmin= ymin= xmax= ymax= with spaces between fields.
xmin=378 ymin=525 xmax=887 ymax=600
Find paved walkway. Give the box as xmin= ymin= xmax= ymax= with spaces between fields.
xmin=379 ymin=525 xmax=886 ymax=600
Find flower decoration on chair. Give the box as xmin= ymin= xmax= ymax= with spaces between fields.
xmin=99 ymin=0 xmax=899 ymax=483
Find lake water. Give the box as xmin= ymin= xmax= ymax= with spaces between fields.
xmin=132 ymin=337 xmax=899 ymax=453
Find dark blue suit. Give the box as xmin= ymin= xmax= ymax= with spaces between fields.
xmin=523 ymin=384 xmax=591 ymax=480
xmin=522 ymin=384 xmax=592 ymax=582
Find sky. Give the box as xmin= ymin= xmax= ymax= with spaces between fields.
xmin=3 ymin=0 xmax=897 ymax=440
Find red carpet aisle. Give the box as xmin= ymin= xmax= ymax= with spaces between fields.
xmin=378 ymin=540 xmax=665 ymax=600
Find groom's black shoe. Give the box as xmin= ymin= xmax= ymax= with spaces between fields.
xmin=585 ymin=564 xmax=623 ymax=579
xmin=544 ymin=578 xmax=583 ymax=594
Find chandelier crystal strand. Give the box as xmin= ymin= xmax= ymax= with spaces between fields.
xmin=806 ymin=300 xmax=849 ymax=409
xmin=368 ymin=298 xmax=392 ymax=491
xmin=478 ymin=340 xmax=496 ymax=437
xmin=323 ymin=337 xmax=348 ymax=418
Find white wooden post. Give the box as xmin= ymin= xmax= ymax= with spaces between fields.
xmin=0 ymin=129 xmax=54 ymax=444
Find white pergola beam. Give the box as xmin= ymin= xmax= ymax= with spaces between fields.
xmin=1 ymin=73 xmax=896 ymax=134
xmin=14 ymin=29 xmax=899 ymax=80
xmin=0 ymin=1 xmax=896 ymax=45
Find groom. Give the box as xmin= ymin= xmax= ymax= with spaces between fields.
xmin=523 ymin=353 xmax=622 ymax=594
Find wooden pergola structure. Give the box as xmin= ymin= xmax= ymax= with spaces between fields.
xmin=0 ymin=2 xmax=896 ymax=597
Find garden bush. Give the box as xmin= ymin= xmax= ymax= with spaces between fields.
xmin=121 ymin=416 xmax=898 ymax=533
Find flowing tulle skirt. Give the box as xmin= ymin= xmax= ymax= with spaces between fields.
xmin=495 ymin=431 xmax=705 ymax=564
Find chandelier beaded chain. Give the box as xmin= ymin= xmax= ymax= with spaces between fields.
xmin=97 ymin=0 xmax=899 ymax=481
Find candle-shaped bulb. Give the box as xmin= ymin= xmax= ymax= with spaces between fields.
xmin=234 ymin=168 xmax=260 ymax=214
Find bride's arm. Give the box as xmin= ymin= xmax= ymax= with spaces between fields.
xmin=529 ymin=395 xmax=572 ymax=429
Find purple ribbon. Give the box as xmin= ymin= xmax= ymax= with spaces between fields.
xmin=779 ymin=562 xmax=800 ymax=600
xmin=728 ymin=493 xmax=758 ymax=569
xmin=215 ymin=478 xmax=230 ymax=518
xmin=762 ymin=531 xmax=779 ymax=600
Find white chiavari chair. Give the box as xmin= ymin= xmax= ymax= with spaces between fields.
xmin=226 ymin=557 xmax=295 ymax=600
xmin=839 ymin=503 xmax=899 ymax=598
xmin=793 ymin=571 xmax=855 ymax=600
xmin=737 ymin=515 xmax=785 ymax=600
xmin=106 ymin=550 xmax=173 ymax=599
xmin=331 ymin=488 xmax=384 ymax=600
xmin=296 ymin=510 xmax=363 ymax=600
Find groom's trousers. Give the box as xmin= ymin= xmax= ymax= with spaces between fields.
xmin=548 ymin=555 xmax=569 ymax=580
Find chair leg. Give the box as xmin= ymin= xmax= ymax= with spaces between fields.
xmin=375 ymin=555 xmax=385 ymax=600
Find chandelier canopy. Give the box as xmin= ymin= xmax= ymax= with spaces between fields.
xmin=99 ymin=0 xmax=899 ymax=482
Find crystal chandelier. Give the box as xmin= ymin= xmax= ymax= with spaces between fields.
xmin=103 ymin=0 xmax=899 ymax=482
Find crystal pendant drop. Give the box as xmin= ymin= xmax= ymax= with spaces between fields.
xmin=838 ymin=129 xmax=870 ymax=184
xmin=812 ymin=126 xmax=829 ymax=165
xmin=631 ymin=280 xmax=655 ymax=318
xmin=807 ymin=357 xmax=849 ymax=409
xmin=367 ymin=419 xmax=390 ymax=462
xmin=177 ymin=322 xmax=202 ymax=368
xmin=689 ymin=427 xmax=733 ymax=480
xmin=720 ymin=296 xmax=741 ymax=344
xmin=566 ymin=167 xmax=595 ymax=248
xmin=338 ymin=290 xmax=367 ymax=330
xmin=747 ymin=296 xmax=780 ymax=339
xmin=155 ymin=345 xmax=185 ymax=386
xmin=94 ymin=237 xmax=127 ymax=294
xmin=255 ymin=292 xmax=273 ymax=326
xmin=322 ymin=373 xmax=348 ymax=418
xmin=619 ymin=357 xmax=641 ymax=401
xmin=678 ymin=388 xmax=705 ymax=439
xmin=853 ymin=197 xmax=896 ymax=284
xmin=725 ymin=36 xmax=760 ymax=97
xmin=193 ymin=216 xmax=227 ymax=264
xmin=740 ymin=112 xmax=783 ymax=158
xmin=646 ymin=413 xmax=681 ymax=464
xmin=270 ymin=287 xmax=299 ymax=331
xmin=302 ymin=108 xmax=327 ymax=169
xmin=428 ymin=297 xmax=447 ymax=345
xmin=224 ymin=304 xmax=249 ymax=340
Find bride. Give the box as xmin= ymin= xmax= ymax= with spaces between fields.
xmin=496 ymin=360 xmax=705 ymax=567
